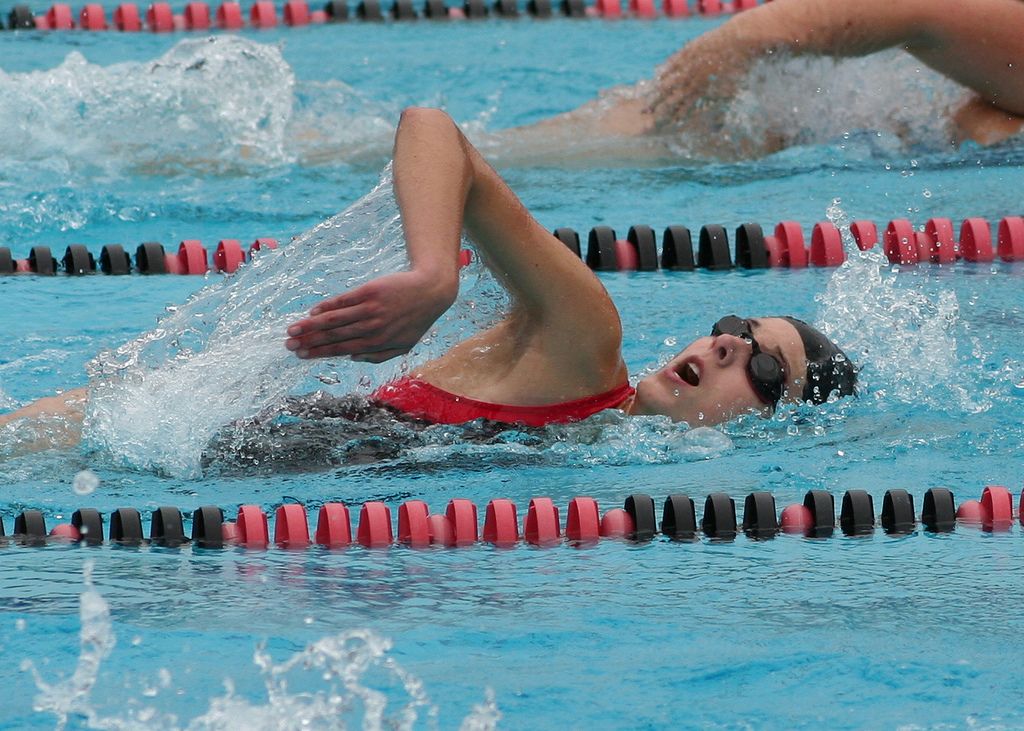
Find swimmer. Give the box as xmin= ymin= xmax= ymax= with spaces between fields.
xmin=514 ymin=0 xmax=1024 ymax=158
xmin=1 ymin=108 xmax=855 ymax=459
xmin=286 ymin=108 xmax=855 ymax=425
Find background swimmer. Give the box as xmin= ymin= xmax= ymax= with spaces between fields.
xmin=1 ymin=108 xmax=855 ymax=461
xmin=512 ymin=0 xmax=1024 ymax=158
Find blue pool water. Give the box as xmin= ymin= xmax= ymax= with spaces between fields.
xmin=2 ymin=11 xmax=1024 ymax=730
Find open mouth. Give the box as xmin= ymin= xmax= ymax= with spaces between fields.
xmin=676 ymin=361 xmax=701 ymax=387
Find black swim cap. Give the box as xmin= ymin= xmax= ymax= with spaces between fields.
xmin=781 ymin=317 xmax=857 ymax=405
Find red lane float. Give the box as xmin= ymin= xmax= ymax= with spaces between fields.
xmin=236 ymin=505 xmax=269 ymax=547
xmin=997 ymin=216 xmax=1024 ymax=262
xmin=221 ymin=521 xmax=239 ymax=542
xmin=661 ymin=0 xmax=688 ymax=16
xmin=427 ymin=513 xmax=452 ymax=546
xmin=357 ymin=501 xmax=392 ymax=547
xmin=146 ymin=2 xmax=174 ymax=30
xmin=185 ymin=1 xmax=211 ymax=27
xmin=524 ymin=497 xmax=560 ymax=545
xmin=250 ymin=0 xmax=277 ymax=25
xmin=214 ymin=239 xmax=245 ymax=273
xmin=177 ymin=240 xmax=209 ymax=274
xmin=779 ymin=503 xmax=814 ymax=535
xmin=217 ymin=1 xmax=243 ymax=27
xmin=809 ymin=222 xmax=845 ymax=267
xmin=114 ymin=3 xmax=142 ymax=29
xmin=850 ymin=220 xmax=878 ymax=251
xmin=398 ymin=500 xmax=430 ymax=546
xmin=613 ymin=239 xmax=638 ymax=270
xmin=284 ymin=0 xmax=310 ymax=24
xmin=315 ymin=503 xmax=352 ymax=547
xmin=79 ymin=4 xmax=107 ymax=28
xmin=46 ymin=4 xmax=74 ymax=28
xmin=274 ymin=504 xmax=310 ymax=547
xmin=565 ymin=497 xmax=600 ymax=541
xmin=924 ymin=217 xmax=956 ymax=263
xmin=49 ymin=523 xmax=81 ymax=540
xmin=248 ymin=237 xmax=279 ymax=256
xmin=883 ymin=219 xmax=918 ymax=265
xmin=628 ymin=0 xmax=656 ymax=18
xmin=980 ymin=485 xmax=1013 ymax=531
xmin=599 ymin=508 xmax=635 ymax=538
xmin=955 ymin=499 xmax=983 ymax=524
xmin=445 ymin=499 xmax=479 ymax=546
xmin=762 ymin=234 xmax=784 ymax=267
xmin=483 ymin=499 xmax=519 ymax=545
xmin=959 ymin=218 xmax=994 ymax=263
xmin=774 ymin=221 xmax=808 ymax=268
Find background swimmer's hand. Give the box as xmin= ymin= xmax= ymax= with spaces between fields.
xmin=284 ymin=269 xmax=457 ymax=363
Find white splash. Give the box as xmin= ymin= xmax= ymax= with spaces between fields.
xmin=0 ymin=36 xmax=296 ymax=173
xmin=815 ymin=199 xmax=989 ymax=414
xmin=26 ymin=560 xmax=116 ymax=731
xmin=24 ymin=565 xmax=496 ymax=731
xmin=83 ymin=165 xmax=506 ymax=477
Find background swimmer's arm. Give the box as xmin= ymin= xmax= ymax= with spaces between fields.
xmin=0 ymin=388 xmax=88 ymax=458
xmin=651 ymin=0 xmax=1024 ymax=126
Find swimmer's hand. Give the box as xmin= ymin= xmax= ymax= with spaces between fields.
xmin=284 ymin=269 xmax=457 ymax=363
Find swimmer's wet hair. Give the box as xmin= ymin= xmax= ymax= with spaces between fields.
xmin=781 ymin=316 xmax=857 ymax=405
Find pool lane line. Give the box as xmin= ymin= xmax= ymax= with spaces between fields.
xmin=5 ymin=486 xmax=1020 ymax=548
xmin=5 ymin=0 xmax=752 ymax=31
xmin=3 ymin=216 xmax=1024 ymax=277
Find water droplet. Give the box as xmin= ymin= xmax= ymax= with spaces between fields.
xmin=663 ymin=336 xmax=677 ymax=347
xmin=72 ymin=469 xmax=99 ymax=496
xmin=922 ymin=189 xmax=932 ymax=198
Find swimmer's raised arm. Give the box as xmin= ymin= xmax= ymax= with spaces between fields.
xmin=651 ymin=0 xmax=1024 ymax=130
xmin=287 ymin=108 xmax=623 ymax=377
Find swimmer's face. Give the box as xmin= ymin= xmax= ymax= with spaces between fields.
xmin=630 ymin=317 xmax=808 ymax=426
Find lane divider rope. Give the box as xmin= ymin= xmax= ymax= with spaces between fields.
xmin=3 ymin=216 xmax=1023 ymax=278
xmin=4 ymin=0 xmax=759 ymax=29
xmin=8 ymin=485 xmax=1022 ymax=548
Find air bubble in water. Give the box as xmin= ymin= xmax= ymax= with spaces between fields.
xmin=72 ymin=469 xmax=99 ymax=496
xmin=663 ymin=336 xmax=677 ymax=347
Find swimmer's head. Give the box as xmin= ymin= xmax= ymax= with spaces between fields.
xmin=627 ymin=315 xmax=856 ymax=425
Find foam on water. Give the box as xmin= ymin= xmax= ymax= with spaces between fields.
xmin=24 ymin=563 xmax=498 ymax=730
xmin=0 ymin=37 xmax=295 ymax=174
xmin=711 ymin=51 xmax=966 ymax=158
xmin=0 ymin=36 xmax=998 ymax=188
xmin=815 ymin=199 xmax=991 ymax=415
xmin=83 ymin=163 xmax=511 ymax=477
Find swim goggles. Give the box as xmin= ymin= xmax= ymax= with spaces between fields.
xmin=710 ymin=315 xmax=785 ymax=406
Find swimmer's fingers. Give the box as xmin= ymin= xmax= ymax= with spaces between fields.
xmin=287 ymin=317 xmax=400 ymax=356
xmin=287 ymin=303 xmax=372 ymax=338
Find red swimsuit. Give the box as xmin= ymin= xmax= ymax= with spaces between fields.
xmin=371 ymin=376 xmax=635 ymax=427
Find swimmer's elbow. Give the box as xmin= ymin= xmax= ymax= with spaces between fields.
xmin=399 ymin=106 xmax=456 ymax=130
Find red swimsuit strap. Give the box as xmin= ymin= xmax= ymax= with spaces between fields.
xmin=371 ymin=377 xmax=635 ymax=427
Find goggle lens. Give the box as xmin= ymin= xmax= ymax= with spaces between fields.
xmin=710 ymin=316 xmax=785 ymax=406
